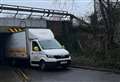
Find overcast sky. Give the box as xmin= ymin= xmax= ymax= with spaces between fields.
xmin=0 ymin=0 xmax=94 ymax=17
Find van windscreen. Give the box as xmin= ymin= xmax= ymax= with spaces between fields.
xmin=39 ymin=39 xmax=62 ymax=49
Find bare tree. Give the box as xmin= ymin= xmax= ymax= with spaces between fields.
xmin=95 ymin=0 xmax=119 ymax=50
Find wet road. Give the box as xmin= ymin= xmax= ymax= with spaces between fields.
xmin=0 ymin=65 xmax=120 ymax=82
xmin=27 ymin=68 xmax=120 ymax=82
xmin=0 ymin=66 xmax=21 ymax=82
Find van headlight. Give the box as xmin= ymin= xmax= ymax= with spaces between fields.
xmin=46 ymin=55 xmax=54 ymax=58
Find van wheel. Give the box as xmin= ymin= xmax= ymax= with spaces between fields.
xmin=40 ymin=61 xmax=47 ymax=71
xmin=9 ymin=59 xmax=16 ymax=66
xmin=62 ymin=65 xmax=68 ymax=69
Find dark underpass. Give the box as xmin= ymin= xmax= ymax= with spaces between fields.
xmin=0 ymin=33 xmax=12 ymax=64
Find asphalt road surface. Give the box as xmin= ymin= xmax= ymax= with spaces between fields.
xmin=0 ymin=65 xmax=21 ymax=82
xmin=0 ymin=65 xmax=120 ymax=82
xmin=26 ymin=67 xmax=120 ymax=82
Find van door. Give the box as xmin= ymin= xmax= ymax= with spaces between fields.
xmin=30 ymin=40 xmax=41 ymax=64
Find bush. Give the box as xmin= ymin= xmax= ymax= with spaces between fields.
xmin=71 ymin=48 xmax=120 ymax=69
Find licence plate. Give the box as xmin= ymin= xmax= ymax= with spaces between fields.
xmin=60 ymin=61 xmax=67 ymax=64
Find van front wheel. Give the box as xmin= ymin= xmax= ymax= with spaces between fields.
xmin=40 ymin=61 xmax=47 ymax=71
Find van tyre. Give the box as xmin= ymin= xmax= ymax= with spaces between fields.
xmin=8 ymin=59 xmax=16 ymax=66
xmin=11 ymin=60 xmax=16 ymax=66
xmin=40 ymin=60 xmax=47 ymax=71
xmin=62 ymin=65 xmax=69 ymax=69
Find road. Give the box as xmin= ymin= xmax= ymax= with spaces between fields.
xmin=26 ymin=67 xmax=120 ymax=82
xmin=0 ymin=65 xmax=21 ymax=82
xmin=0 ymin=65 xmax=120 ymax=82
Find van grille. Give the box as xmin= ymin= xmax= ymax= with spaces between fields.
xmin=54 ymin=55 xmax=69 ymax=59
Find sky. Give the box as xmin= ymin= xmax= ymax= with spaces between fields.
xmin=0 ymin=0 xmax=94 ymax=17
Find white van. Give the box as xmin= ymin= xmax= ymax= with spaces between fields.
xmin=6 ymin=29 xmax=71 ymax=70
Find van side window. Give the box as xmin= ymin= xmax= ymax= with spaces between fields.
xmin=32 ymin=41 xmax=41 ymax=51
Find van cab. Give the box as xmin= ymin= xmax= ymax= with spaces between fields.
xmin=29 ymin=29 xmax=71 ymax=70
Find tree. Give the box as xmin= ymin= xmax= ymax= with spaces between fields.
xmin=95 ymin=0 xmax=119 ymax=49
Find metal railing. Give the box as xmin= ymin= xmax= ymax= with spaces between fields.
xmin=0 ymin=4 xmax=71 ymax=20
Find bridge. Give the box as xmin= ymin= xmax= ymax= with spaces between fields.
xmin=0 ymin=4 xmax=76 ymax=33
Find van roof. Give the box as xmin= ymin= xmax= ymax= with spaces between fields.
xmin=28 ymin=29 xmax=54 ymax=40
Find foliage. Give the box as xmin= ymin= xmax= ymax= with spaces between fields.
xmin=94 ymin=0 xmax=120 ymax=49
xmin=72 ymin=48 xmax=120 ymax=69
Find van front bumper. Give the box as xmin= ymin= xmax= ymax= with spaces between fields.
xmin=45 ymin=60 xmax=71 ymax=67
